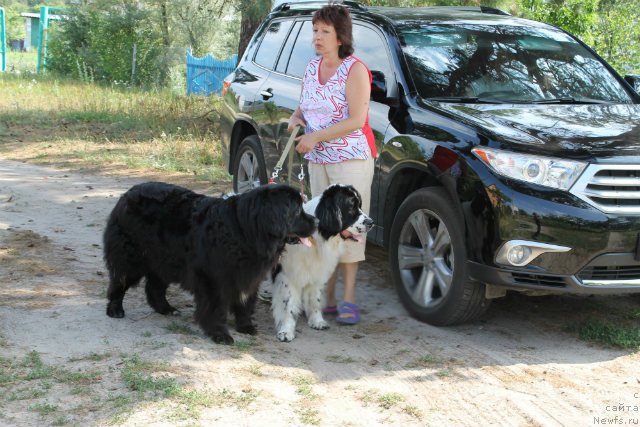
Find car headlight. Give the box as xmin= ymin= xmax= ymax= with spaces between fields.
xmin=472 ymin=147 xmax=587 ymax=191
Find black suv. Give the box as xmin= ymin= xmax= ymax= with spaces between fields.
xmin=219 ymin=1 xmax=640 ymax=326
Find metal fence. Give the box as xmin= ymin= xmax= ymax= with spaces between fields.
xmin=0 ymin=7 xmax=6 ymax=72
xmin=186 ymin=49 xmax=237 ymax=96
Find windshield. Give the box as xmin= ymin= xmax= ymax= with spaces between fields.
xmin=398 ymin=23 xmax=633 ymax=103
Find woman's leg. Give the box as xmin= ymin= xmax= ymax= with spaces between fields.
xmin=340 ymin=262 xmax=359 ymax=303
xmin=325 ymin=269 xmax=338 ymax=308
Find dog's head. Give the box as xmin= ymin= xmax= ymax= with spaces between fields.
xmin=314 ymin=184 xmax=374 ymax=242
xmin=237 ymin=184 xmax=316 ymax=251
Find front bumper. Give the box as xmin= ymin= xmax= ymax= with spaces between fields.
xmin=469 ymin=251 xmax=640 ymax=294
xmin=463 ymin=160 xmax=640 ymax=294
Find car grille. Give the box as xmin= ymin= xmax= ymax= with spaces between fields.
xmin=578 ymin=265 xmax=640 ymax=281
xmin=571 ymin=164 xmax=640 ymax=214
xmin=511 ymin=272 xmax=566 ymax=287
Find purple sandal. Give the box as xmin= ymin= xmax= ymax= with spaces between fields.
xmin=336 ymin=302 xmax=360 ymax=325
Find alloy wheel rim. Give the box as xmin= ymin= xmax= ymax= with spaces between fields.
xmin=237 ymin=150 xmax=262 ymax=193
xmin=397 ymin=209 xmax=454 ymax=308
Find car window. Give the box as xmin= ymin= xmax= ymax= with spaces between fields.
xmin=353 ymin=24 xmax=394 ymax=86
xmin=398 ymin=23 xmax=633 ymax=103
xmin=286 ymin=20 xmax=316 ymax=78
xmin=276 ymin=22 xmax=301 ymax=74
xmin=254 ymin=20 xmax=294 ymax=70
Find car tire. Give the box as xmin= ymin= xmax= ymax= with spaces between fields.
xmin=389 ymin=187 xmax=489 ymax=326
xmin=232 ymin=135 xmax=267 ymax=193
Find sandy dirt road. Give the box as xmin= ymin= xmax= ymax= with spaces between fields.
xmin=0 ymin=158 xmax=639 ymax=426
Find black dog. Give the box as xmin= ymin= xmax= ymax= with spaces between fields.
xmin=103 ymin=182 xmax=316 ymax=344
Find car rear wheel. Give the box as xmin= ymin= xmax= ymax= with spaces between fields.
xmin=233 ymin=136 xmax=267 ymax=193
xmin=389 ymin=187 xmax=489 ymax=326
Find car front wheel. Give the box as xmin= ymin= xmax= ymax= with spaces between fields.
xmin=389 ymin=187 xmax=489 ymax=326
xmin=233 ymin=136 xmax=267 ymax=193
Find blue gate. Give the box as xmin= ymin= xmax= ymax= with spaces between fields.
xmin=186 ymin=49 xmax=237 ymax=96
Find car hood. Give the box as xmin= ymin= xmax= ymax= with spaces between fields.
xmin=427 ymin=102 xmax=640 ymax=160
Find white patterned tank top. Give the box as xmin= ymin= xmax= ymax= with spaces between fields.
xmin=299 ymin=55 xmax=376 ymax=164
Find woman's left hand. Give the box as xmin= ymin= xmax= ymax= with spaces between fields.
xmin=295 ymin=134 xmax=317 ymax=154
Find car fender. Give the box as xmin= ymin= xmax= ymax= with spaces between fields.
xmin=228 ymin=117 xmax=261 ymax=175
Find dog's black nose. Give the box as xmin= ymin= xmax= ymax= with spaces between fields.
xmin=364 ymin=217 xmax=374 ymax=227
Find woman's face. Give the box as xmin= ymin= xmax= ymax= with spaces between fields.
xmin=313 ymin=21 xmax=341 ymax=56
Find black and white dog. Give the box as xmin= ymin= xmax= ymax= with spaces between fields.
xmin=271 ymin=184 xmax=374 ymax=342
xmin=103 ymin=182 xmax=316 ymax=345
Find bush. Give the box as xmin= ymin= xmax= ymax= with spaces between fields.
xmin=47 ymin=4 xmax=166 ymax=87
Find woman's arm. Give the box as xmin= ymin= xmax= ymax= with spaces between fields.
xmin=295 ymin=62 xmax=371 ymax=154
xmin=288 ymin=81 xmax=307 ymax=132
xmin=288 ymin=106 xmax=306 ymax=132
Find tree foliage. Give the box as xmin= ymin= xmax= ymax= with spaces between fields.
xmin=47 ymin=3 xmax=165 ymax=86
xmin=592 ymin=0 xmax=640 ymax=74
xmin=518 ymin=0 xmax=639 ymax=74
xmin=518 ymin=0 xmax=599 ymax=44
xmin=37 ymin=0 xmax=640 ymax=87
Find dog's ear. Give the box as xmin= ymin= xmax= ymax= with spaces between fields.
xmin=345 ymin=185 xmax=362 ymax=208
xmin=232 ymin=186 xmax=286 ymax=255
xmin=315 ymin=191 xmax=343 ymax=240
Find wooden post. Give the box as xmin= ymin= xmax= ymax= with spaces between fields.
xmin=131 ymin=43 xmax=137 ymax=86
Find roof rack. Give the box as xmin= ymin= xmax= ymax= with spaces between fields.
xmin=479 ymin=6 xmax=511 ymax=16
xmin=273 ymin=1 xmax=367 ymax=12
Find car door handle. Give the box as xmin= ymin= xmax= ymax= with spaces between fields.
xmin=260 ymin=89 xmax=274 ymax=100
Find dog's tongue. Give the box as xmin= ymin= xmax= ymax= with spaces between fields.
xmin=341 ymin=230 xmax=362 ymax=242
xmin=300 ymin=237 xmax=312 ymax=247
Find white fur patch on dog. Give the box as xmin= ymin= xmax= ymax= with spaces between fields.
xmin=271 ymin=184 xmax=373 ymax=342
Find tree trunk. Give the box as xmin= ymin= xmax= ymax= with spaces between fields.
xmin=160 ymin=2 xmax=171 ymax=48
xmin=156 ymin=1 xmax=171 ymax=86
xmin=237 ymin=15 xmax=260 ymax=65
xmin=237 ymin=0 xmax=271 ymax=65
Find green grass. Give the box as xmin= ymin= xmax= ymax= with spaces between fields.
xmin=570 ymin=318 xmax=640 ymax=349
xmin=115 ymin=354 xmax=261 ymax=423
xmin=358 ymin=389 xmax=406 ymax=411
xmin=164 ymin=321 xmax=198 ymax=336
xmin=402 ymin=404 xmax=423 ymax=419
xmin=377 ymin=392 xmax=405 ymax=409
xmin=121 ymin=354 xmax=180 ymax=397
xmin=247 ymin=364 xmax=263 ymax=376
xmin=0 ymin=351 xmax=100 ymax=387
xmin=291 ymin=376 xmax=317 ymax=399
xmin=296 ymin=407 xmax=321 ymax=425
xmin=52 ymin=415 xmax=73 ymax=426
xmin=0 ymin=73 xmax=231 ymax=185
xmin=29 ymin=401 xmax=58 ymax=416
xmin=405 ymin=354 xmax=439 ymax=369
xmin=232 ymin=338 xmax=259 ymax=351
xmin=68 ymin=352 xmax=112 ymax=363
xmin=5 ymin=51 xmax=38 ymax=73
xmin=325 ymin=354 xmax=355 ymax=363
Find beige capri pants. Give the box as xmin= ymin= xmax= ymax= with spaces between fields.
xmin=309 ymin=156 xmax=375 ymax=263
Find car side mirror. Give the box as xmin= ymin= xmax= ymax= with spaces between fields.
xmin=624 ymin=74 xmax=640 ymax=93
xmin=371 ymin=70 xmax=387 ymax=102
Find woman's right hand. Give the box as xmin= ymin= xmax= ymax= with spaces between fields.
xmin=288 ymin=115 xmax=306 ymax=133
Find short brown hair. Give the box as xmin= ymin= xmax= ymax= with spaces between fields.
xmin=312 ymin=4 xmax=354 ymax=58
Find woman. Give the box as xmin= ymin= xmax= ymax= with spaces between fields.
xmin=288 ymin=4 xmax=376 ymax=325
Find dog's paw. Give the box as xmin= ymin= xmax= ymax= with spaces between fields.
xmin=309 ymin=318 xmax=330 ymax=330
xmin=106 ymin=303 xmax=125 ymax=318
xmin=276 ymin=330 xmax=295 ymax=342
xmin=236 ymin=324 xmax=258 ymax=335
xmin=307 ymin=312 xmax=329 ymax=330
xmin=212 ymin=333 xmax=235 ymax=345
